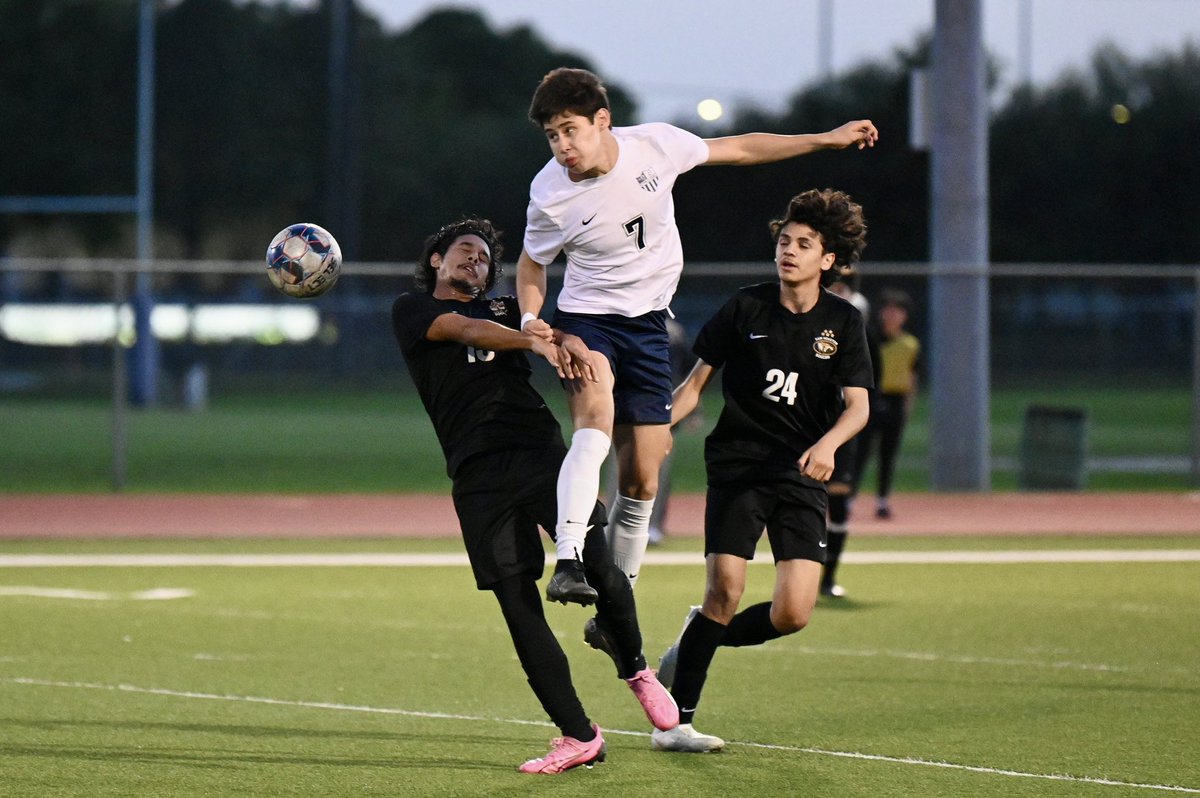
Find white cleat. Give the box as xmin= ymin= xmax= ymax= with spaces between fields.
xmin=657 ymin=605 xmax=700 ymax=688
xmin=651 ymin=723 xmax=725 ymax=753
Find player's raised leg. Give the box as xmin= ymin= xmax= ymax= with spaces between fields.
xmin=547 ymin=354 xmax=615 ymax=605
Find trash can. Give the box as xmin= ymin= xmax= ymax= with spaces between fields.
xmin=1018 ymin=405 xmax=1088 ymax=490
xmin=182 ymin=362 xmax=209 ymax=412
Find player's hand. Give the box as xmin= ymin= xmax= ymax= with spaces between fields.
xmin=522 ymin=316 xmax=555 ymax=343
xmin=798 ymin=442 xmax=837 ymax=482
xmin=555 ymin=333 xmax=598 ymax=383
xmin=827 ymin=119 xmax=878 ymax=150
xmin=529 ymin=336 xmax=566 ymax=378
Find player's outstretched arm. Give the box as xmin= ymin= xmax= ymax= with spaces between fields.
xmin=704 ymin=120 xmax=878 ymax=166
xmin=426 ymin=312 xmax=564 ymax=370
xmin=516 ymin=250 xmax=555 ymax=342
xmin=670 ymin=359 xmax=716 ymax=426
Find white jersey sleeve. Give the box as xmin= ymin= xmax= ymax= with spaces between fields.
xmin=523 ymin=123 xmax=709 ymax=317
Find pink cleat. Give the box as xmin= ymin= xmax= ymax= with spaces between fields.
xmin=625 ymin=668 xmax=680 ymax=731
xmin=518 ymin=724 xmax=606 ymax=774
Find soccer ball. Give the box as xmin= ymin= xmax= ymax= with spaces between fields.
xmin=265 ymin=222 xmax=342 ymax=299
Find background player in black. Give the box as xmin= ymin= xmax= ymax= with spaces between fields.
xmin=650 ymin=189 xmax=873 ymax=752
xmin=391 ymin=218 xmax=677 ymax=774
xmin=822 ymin=268 xmax=877 ymax=598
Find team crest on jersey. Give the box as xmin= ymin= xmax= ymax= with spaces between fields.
xmin=489 ymin=299 xmax=507 ymax=317
xmin=636 ymin=168 xmax=660 ymax=192
xmin=813 ymin=329 xmax=838 ymax=359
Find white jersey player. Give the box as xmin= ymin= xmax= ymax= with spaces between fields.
xmin=515 ymin=67 xmax=878 ymax=609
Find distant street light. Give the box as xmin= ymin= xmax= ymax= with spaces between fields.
xmin=697 ymin=98 xmax=724 ymax=121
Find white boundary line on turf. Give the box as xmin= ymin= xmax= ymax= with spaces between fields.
xmin=0 ymin=586 xmax=194 ymax=600
xmin=5 ymin=677 xmax=1198 ymax=794
xmin=1 ymin=550 xmax=1199 ymax=568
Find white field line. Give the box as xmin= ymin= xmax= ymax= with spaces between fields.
xmin=1 ymin=550 xmax=1199 ymax=568
xmin=4 ymin=677 xmax=1197 ymax=794
xmin=779 ymin=644 xmax=1150 ymax=675
xmin=0 ymin=586 xmax=195 ymax=600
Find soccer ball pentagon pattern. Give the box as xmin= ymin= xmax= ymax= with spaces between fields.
xmin=266 ymin=222 xmax=342 ymax=298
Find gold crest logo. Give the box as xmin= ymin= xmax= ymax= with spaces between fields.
xmin=813 ymin=329 xmax=838 ymax=359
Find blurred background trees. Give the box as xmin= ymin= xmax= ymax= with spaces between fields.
xmin=2 ymin=0 xmax=1197 ymax=265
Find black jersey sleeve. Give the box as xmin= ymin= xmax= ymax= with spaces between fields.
xmin=692 ymin=294 xmax=740 ymax=368
xmin=832 ymin=308 xmax=875 ymax=390
xmin=391 ymin=292 xmax=448 ymax=353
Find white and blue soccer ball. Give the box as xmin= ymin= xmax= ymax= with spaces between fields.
xmin=266 ymin=222 xmax=342 ymax=299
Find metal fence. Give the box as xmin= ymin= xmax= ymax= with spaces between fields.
xmin=2 ymin=257 xmax=1198 ymax=487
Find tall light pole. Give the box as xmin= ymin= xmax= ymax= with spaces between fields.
xmin=129 ymin=0 xmax=158 ymax=409
xmin=817 ymin=0 xmax=834 ymax=80
xmin=1017 ymin=0 xmax=1033 ymax=84
xmin=928 ymin=0 xmax=991 ymax=490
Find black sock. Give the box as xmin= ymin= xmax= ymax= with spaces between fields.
xmin=828 ymin=493 xmax=850 ymax=526
xmin=671 ymin=612 xmax=727 ymax=725
xmin=492 ymin=576 xmax=593 ymax=741
xmin=721 ymin=602 xmax=783 ymax=647
xmin=824 ymin=530 xmax=848 ymax=587
xmin=582 ymin=522 xmax=646 ymax=678
xmin=825 ymin=494 xmax=850 ymax=587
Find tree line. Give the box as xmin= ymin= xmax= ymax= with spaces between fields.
xmin=2 ymin=0 xmax=1197 ymax=267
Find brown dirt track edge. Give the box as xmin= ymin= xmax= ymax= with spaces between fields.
xmin=2 ymin=492 xmax=1199 ymax=539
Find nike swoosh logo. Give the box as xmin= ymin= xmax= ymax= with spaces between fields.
xmin=749 ymin=333 xmax=768 ymax=340
xmin=665 ymin=403 xmax=673 ymax=410
xmin=819 ymin=541 xmax=828 ymax=548
xmin=581 ymin=213 xmax=597 ymax=225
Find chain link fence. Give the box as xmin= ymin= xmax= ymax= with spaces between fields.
xmin=2 ymin=257 xmax=1197 ymax=488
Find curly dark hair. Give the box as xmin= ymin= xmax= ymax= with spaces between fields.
xmin=769 ymin=189 xmax=868 ymax=286
xmin=528 ymin=67 xmax=610 ymax=127
xmin=414 ymin=217 xmax=503 ymax=294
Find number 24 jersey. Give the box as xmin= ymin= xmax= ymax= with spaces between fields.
xmin=693 ymin=282 xmax=874 ymax=487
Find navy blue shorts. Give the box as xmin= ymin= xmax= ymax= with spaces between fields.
xmin=552 ymin=309 xmax=673 ymax=425
xmin=704 ymin=479 xmax=828 ymax=564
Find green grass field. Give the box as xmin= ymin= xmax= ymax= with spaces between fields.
xmin=0 ymin=380 xmax=1194 ymax=493
xmin=2 ymin=534 xmax=1198 ymax=796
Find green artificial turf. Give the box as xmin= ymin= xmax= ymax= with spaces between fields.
xmin=2 ymin=535 xmax=1197 ymax=796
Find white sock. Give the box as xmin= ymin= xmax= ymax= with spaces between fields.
xmin=608 ymin=494 xmax=655 ymax=587
xmin=554 ymin=428 xmax=611 ymax=562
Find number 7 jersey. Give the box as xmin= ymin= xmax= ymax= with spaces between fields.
xmin=693 ymin=283 xmax=875 ymax=487
xmin=523 ymin=123 xmax=710 ymax=317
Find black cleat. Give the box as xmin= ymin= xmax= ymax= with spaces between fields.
xmin=583 ymin=615 xmax=621 ymax=670
xmin=546 ymin=559 xmax=598 ymax=605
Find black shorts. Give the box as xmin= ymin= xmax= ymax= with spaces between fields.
xmin=704 ymin=480 xmax=828 ymax=564
xmin=552 ymin=309 xmax=673 ymax=425
xmin=451 ymin=446 xmax=563 ymax=590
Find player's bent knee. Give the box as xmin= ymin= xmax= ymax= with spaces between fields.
xmin=770 ymin=606 xmax=812 ymax=634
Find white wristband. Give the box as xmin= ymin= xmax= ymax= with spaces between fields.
xmin=520 ymin=312 xmax=537 ymax=331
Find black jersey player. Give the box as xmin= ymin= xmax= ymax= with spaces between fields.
xmin=391 ymin=218 xmax=677 ymax=774
xmin=650 ymin=190 xmax=873 ymax=752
